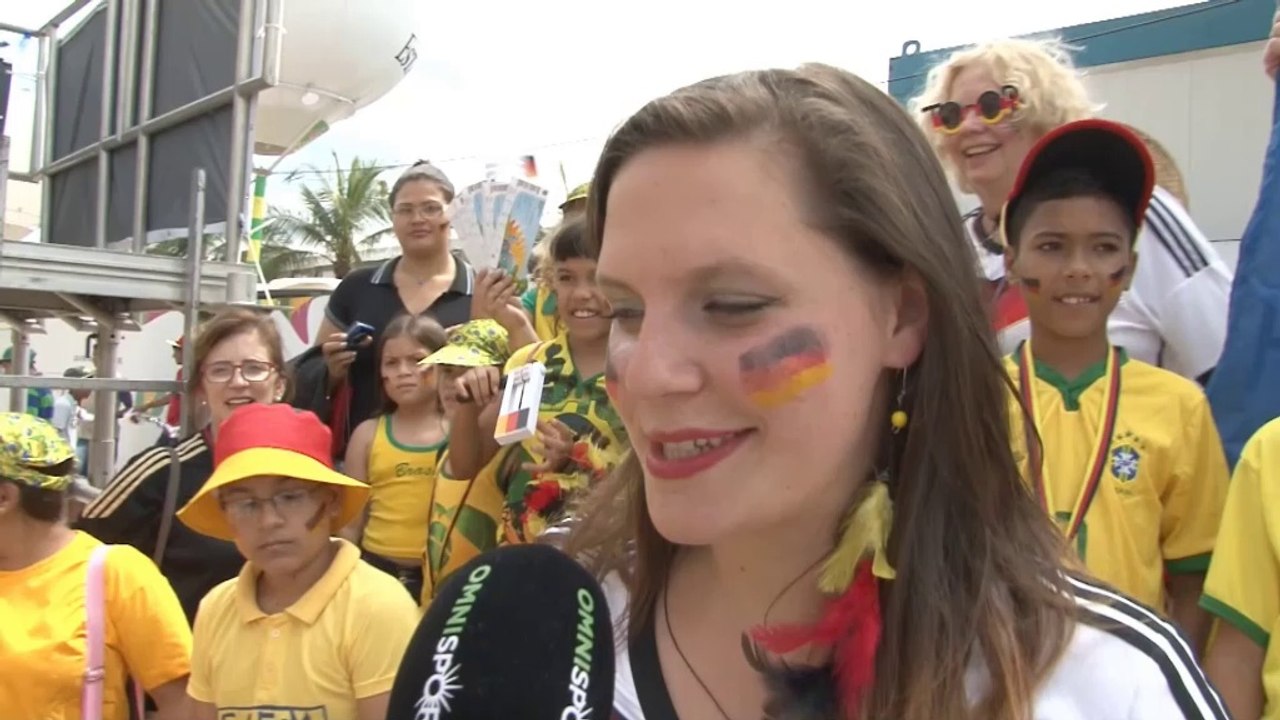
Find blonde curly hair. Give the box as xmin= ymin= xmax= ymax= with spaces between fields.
xmin=910 ymin=37 xmax=1101 ymax=191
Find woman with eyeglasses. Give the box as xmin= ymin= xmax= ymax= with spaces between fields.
xmin=294 ymin=161 xmax=475 ymax=460
xmin=910 ymin=38 xmax=1232 ymax=385
xmin=78 ymin=308 xmax=291 ymax=625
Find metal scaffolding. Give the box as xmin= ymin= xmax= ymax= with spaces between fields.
xmin=0 ymin=0 xmax=277 ymax=491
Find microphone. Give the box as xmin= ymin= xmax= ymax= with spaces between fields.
xmin=386 ymin=544 xmax=615 ymax=720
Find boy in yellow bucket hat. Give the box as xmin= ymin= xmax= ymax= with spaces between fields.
xmin=177 ymin=403 xmax=418 ymax=719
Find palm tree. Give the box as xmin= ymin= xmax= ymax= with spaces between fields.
xmin=144 ymin=154 xmax=393 ymax=280
xmin=262 ymin=153 xmax=394 ymax=279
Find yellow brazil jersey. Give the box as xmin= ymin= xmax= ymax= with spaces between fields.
xmin=0 ymin=531 xmax=191 ymax=720
xmin=1005 ymin=345 xmax=1229 ymax=610
xmin=1202 ymin=417 xmax=1280 ymax=719
xmin=421 ymin=447 xmax=504 ymax=606
xmin=491 ymin=334 xmax=628 ymax=545
xmin=361 ymin=414 xmax=446 ymax=562
xmin=188 ymin=539 xmax=420 ymax=717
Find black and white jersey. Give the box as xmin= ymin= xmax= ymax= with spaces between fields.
xmin=606 ymin=573 xmax=1228 ymax=720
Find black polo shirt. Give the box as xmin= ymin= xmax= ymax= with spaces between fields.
xmin=325 ymin=252 xmax=474 ymax=433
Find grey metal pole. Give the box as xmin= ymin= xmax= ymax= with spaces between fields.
xmin=223 ymin=0 xmax=260 ymax=265
xmin=38 ymin=24 xmax=58 ymax=240
xmin=93 ymin=0 xmax=120 ymax=249
xmin=130 ymin=0 xmax=160 ymax=253
xmin=90 ymin=327 xmax=120 ymax=487
xmin=182 ymin=168 xmax=206 ymax=437
xmin=7 ymin=329 xmax=28 ymax=413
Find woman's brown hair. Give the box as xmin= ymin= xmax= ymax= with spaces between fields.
xmin=186 ymin=308 xmax=292 ymax=401
xmin=565 ymin=64 xmax=1075 ymax=720
xmin=374 ymin=313 xmax=447 ymax=414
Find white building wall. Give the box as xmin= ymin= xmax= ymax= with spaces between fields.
xmin=953 ymin=40 xmax=1273 ymax=272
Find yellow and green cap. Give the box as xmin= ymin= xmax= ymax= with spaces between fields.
xmin=419 ymin=319 xmax=511 ymax=368
xmin=560 ymin=182 xmax=590 ymax=209
xmin=0 ymin=413 xmax=76 ymax=490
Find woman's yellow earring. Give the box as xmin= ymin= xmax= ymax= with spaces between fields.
xmin=890 ymin=370 xmax=908 ymax=433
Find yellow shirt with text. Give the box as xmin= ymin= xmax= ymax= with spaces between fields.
xmin=1005 ymin=349 xmax=1228 ymax=609
xmin=188 ymin=539 xmax=419 ymax=718
xmin=0 ymin=531 xmax=191 ymax=720
xmin=1202 ymin=417 xmax=1280 ymax=719
xmin=362 ymin=414 xmax=446 ymax=561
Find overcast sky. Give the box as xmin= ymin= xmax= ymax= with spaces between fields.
xmin=5 ymin=0 xmax=1189 ymax=215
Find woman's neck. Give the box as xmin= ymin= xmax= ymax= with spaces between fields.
xmin=1029 ymin=325 xmax=1110 ymax=381
xmin=256 ymin=540 xmax=339 ymax=614
xmin=673 ymin=524 xmax=832 ymax=629
xmin=0 ymin=520 xmax=75 ymax=572
xmin=398 ymin=250 xmax=454 ymax=281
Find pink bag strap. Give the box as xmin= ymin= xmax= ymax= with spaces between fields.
xmin=82 ymin=544 xmax=110 ymax=720
xmin=82 ymin=544 xmax=146 ymax=720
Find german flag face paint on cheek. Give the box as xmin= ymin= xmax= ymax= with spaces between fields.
xmin=1107 ymin=266 xmax=1127 ymax=286
xmin=1020 ymin=277 xmax=1042 ymax=293
xmin=739 ymin=327 xmax=833 ymax=409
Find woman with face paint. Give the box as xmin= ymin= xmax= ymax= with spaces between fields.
xmin=178 ymin=404 xmax=419 ymax=720
xmin=911 ymin=38 xmax=1232 ymax=386
xmin=565 ymin=65 xmax=1226 ymax=720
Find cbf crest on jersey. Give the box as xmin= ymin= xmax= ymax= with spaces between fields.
xmin=1109 ymin=431 xmax=1145 ymax=483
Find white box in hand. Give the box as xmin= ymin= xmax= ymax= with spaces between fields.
xmin=494 ymin=362 xmax=546 ymax=446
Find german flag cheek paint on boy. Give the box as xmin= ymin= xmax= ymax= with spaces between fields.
xmin=739 ymin=326 xmax=833 ymax=409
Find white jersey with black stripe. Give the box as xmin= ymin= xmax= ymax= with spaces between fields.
xmin=607 ymin=573 xmax=1227 ymax=719
xmin=967 ymin=186 xmax=1233 ymax=381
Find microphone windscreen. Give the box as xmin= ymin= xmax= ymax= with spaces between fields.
xmin=386 ymin=543 xmax=615 ymax=720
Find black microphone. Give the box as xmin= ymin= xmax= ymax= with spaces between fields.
xmin=386 ymin=544 xmax=615 ymax=720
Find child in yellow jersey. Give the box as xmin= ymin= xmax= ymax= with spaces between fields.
xmin=177 ymin=403 xmax=419 ymax=720
xmin=0 ymin=412 xmax=191 ymax=720
xmin=449 ymin=215 xmax=628 ymax=545
xmin=416 ymin=318 xmax=511 ymax=603
xmin=342 ymin=313 xmax=448 ymax=602
xmin=1001 ymin=119 xmax=1228 ymax=654
xmin=1202 ymin=417 xmax=1280 ymax=719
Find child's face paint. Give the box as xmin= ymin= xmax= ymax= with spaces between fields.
xmin=1107 ymin=266 xmax=1128 ymax=286
xmin=738 ymin=326 xmax=833 ymax=409
xmin=1020 ymin=276 xmax=1042 ymax=293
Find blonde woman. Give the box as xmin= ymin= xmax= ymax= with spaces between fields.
xmin=911 ymin=38 xmax=1232 ymax=384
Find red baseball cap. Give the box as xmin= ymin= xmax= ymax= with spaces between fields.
xmin=1001 ymin=119 xmax=1156 ymax=244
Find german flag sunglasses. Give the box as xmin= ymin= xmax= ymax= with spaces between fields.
xmin=922 ymin=85 xmax=1021 ymax=134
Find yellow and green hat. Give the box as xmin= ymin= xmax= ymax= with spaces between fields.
xmin=419 ymin=319 xmax=511 ymax=368
xmin=559 ymin=182 xmax=590 ymax=209
xmin=177 ymin=404 xmax=369 ymax=541
xmin=0 ymin=412 xmax=76 ymax=491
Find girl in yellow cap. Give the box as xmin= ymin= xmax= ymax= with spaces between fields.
xmin=0 ymin=412 xmax=191 ymax=720
xmin=178 ymin=403 xmax=419 ymax=720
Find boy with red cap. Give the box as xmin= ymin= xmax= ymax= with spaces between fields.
xmin=1002 ymin=119 xmax=1229 ymax=653
xmin=178 ymin=403 xmax=418 ymax=720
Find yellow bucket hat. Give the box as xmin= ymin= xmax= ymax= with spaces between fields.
xmin=420 ymin=319 xmax=511 ymax=368
xmin=177 ymin=404 xmax=369 ymax=541
xmin=559 ymin=181 xmax=590 ymax=209
xmin=0 ymin=413 xmax=76 ymax=491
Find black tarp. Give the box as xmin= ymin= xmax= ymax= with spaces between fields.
xmin=46 ymin=0 xmax=239 ymax=247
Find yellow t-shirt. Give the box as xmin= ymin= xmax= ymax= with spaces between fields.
xmin=494 ymin=334 xmax=628 ymax=544
xmin=0 ymin=531 xmax=192 ymax=720
xmin=1005 ymin=347 xmax=1228 ymax=609
xmin=188 ymin=539 xmax=419 ymax=716
xmin=1202 ymin=417 xmax=1280 ymax=719
xmin=362 ymin=414 xmax=446 ymax=562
